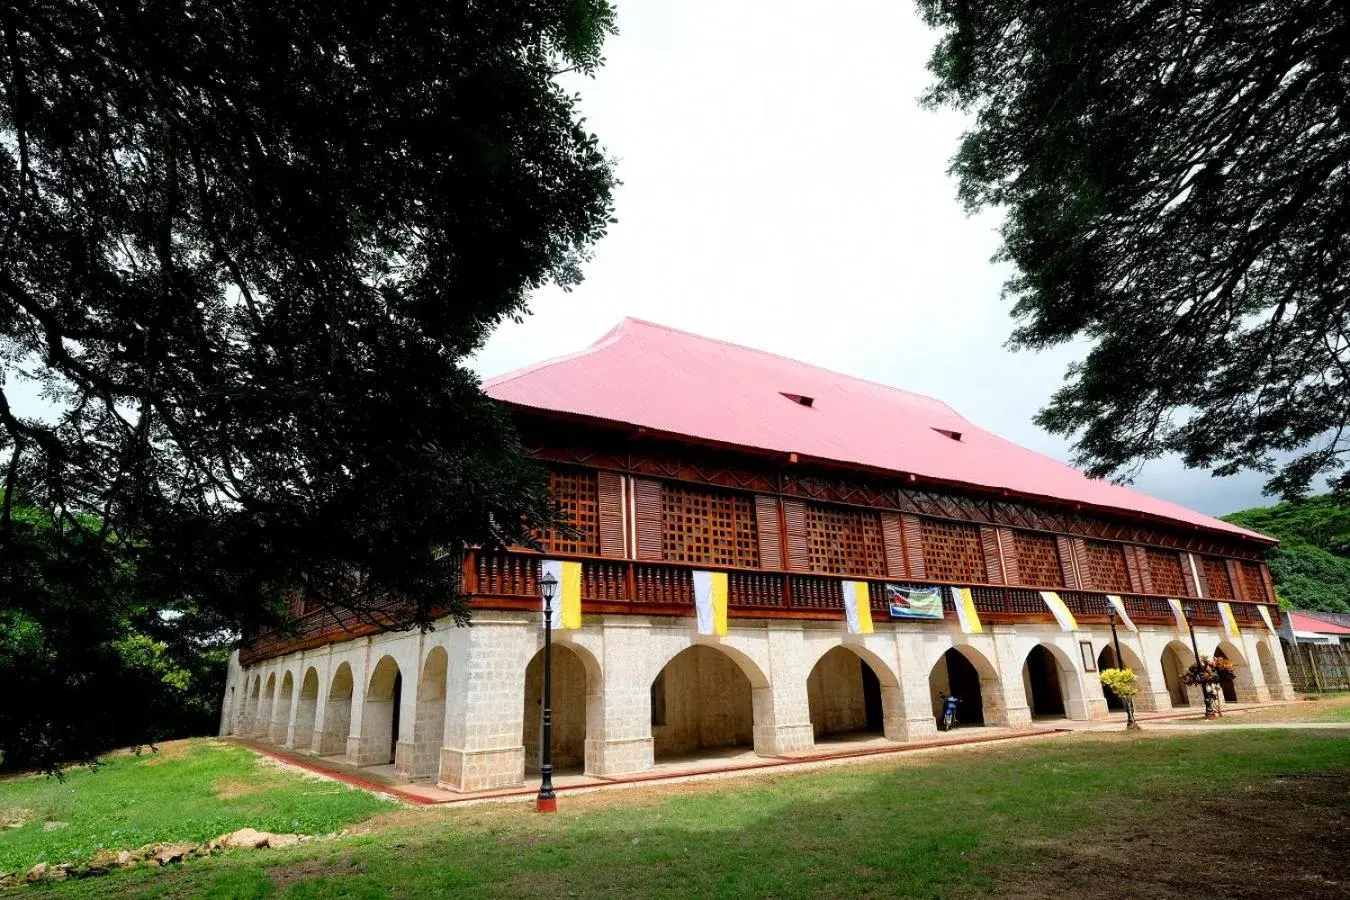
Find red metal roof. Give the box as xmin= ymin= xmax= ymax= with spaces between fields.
xmin=484 ymin=318 xmax=1272 ymax=544
xmin=1289 ymin=612 xmax=1350 ymax=635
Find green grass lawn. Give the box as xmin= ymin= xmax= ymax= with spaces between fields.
xmin=1224 ymin=691 xmax=1350 ymax=723
xmin=14 ymin=728 xmax=1350 ymax=899
xmin=0 ymin=740 xmax=393 ymax=874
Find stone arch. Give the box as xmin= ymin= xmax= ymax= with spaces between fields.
xmin=1021 ymin=643 xmax=1089 ymax=720
xmin=1256 ymin=640 xmax=1283 ymax=697
xmin=408 ymin=646 xmax=449 ymax=780
xmin=1160 ymin=640 xmax=1198 ymax=708
xmin=1214 ymin=641 xmax=1256 ymax=704
xmin=356 ymin=655 xmax=403 ymax=766
xmin=928 ymin=644 xmax=1006 ymax=727
xmin=245 ymin=675 xmax=261 ymax=735
xmin=272 ymin=671 xmax=295 ymax=743
xmin=524 ymin=642 xmax=599 ymax=776
xmin=806 ymin=646 xmax=891 ymax=741
xmin=259 ymin=672 xmax=277 ymax=739
xmin=1096 ymin=641 xmax=1155 ymax=712
xmin=317 ymin=662 xmax=354 ymax=755
xmin=293 ymin=667 xmax=320 ymax=751
xmin=649 ymin=644 xmax=759 ymax=761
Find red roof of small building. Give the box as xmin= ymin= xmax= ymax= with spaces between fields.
xmin=1289 ymin=612 xmax=1350 ymax=635
xmin=484 ymin=318 xmax=1272 ymax=544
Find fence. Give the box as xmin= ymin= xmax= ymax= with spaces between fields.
xmin=1282 ymin=642 xmax=1350 ymax=693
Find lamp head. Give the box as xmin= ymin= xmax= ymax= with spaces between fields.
xmin=540 ymin=571 xmax=558 ymax=603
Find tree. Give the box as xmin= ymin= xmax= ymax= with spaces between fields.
xmin=0 ymin=0 xmax=616 ymax=770
xmin=1225 ymin=495 xmax=1350 ymax=613
xmin=918 ymin=0 xmax=1350 ymax=498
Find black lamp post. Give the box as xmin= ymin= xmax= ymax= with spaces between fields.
xmin=537 ymin=571 xmax=559 ymax=813
xmin=1182 ymin=599 xmax=1218 ymax=720
xmin=1104 ymin=601 xmax=1137 ymax=728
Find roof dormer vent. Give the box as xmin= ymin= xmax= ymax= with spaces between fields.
xmin=780 ymin=392 xmax=814 ymax=408
xmin=933 ymin=428 xmax=963 ymax=442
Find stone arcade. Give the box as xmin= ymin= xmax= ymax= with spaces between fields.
xmin=220 ymin=319 xmax=1296 ymax=793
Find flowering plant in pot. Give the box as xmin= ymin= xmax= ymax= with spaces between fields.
xmin=1099 ymin=667 xmax=1141 ymax=729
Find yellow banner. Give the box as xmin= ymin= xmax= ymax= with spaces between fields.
xmin=952 ymin=587 xmax=983 ymax=634
xmin=1039 ymin=591 xmax=1078 ymax=631
xmin=842 ymin=580 xmax=874 ymax=634
xmin=1218 ymin=601 xmax=1241 ymax=640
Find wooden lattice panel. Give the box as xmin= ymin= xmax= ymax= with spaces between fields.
xmin=1201 ymin=555 xmax=1234 ymax=599
xmin=661 ymin=484 xmax=760 ymax=568
xmin=1239 ymin=561 xmax=1269 ymax=603
xmin=1145 ymin=547 xmax=1188 ymax=597
xmin=920 ymin=518 xmax=988 ymax=583
xmin=1011 ymin=530 xmax=1064 ymax=588
xmin=1084 ymin=540 xmax=1131 ymax=592
xmin=804 ymin=503 xmax=886 ymax=576
xmin=537 ymin=468 xmax=599 ymax=556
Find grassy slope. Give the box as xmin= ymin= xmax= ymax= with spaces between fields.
xmin=0 ymin=740 xmax=392 ymax=873
xmin=24 ymin=728 xmax=1350 ymax=899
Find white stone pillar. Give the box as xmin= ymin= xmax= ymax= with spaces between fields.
xmin=890 ymin=628 xmax=941 ymax=741
xmin=989 ymin=627 xmax=1033 ymax=727
xmin=584 ymin=619 xmax=655 ymax=777
xmin=754 ymin=624 xmax=815 ymax=755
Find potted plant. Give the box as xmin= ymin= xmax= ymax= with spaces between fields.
xmin=1181 ymin=655 xmax=1235 ymax=719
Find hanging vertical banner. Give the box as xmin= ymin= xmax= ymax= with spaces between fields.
xmin=1105 ymin=595 xmax=1138 ymax=633
xmin=540 ymin=559 xmax=582 ymax=630
xmin=841 ymin=580 xmax=874 ymax=634
xmin=1039 ymin=591 xmax=1079 ymax=631
xmin=1257 ymin=604 xmax=1278 ymax=633
xmin=1217 ymin=601 xmax=1241 ymax=640
xmin=1168 ymin=598 xmax=1189 ymax=634
xmin=692 ymin=570 xmax=728 ymax=636
xmin=951 ymin=587 xmax=983 ymax=634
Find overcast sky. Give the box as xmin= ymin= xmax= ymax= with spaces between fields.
xmin=470 ymin=0 xmax=1275 ymax=519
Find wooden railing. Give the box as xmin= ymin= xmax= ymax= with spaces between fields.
xmin=240 ymin=549 xmax=1282 ymax=665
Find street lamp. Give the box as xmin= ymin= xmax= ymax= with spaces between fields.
xmin=537 ymin=571 xmax=559 ymax=813
xmin=1104 ymin=600 xmax=1136 ymax=728
xmin=1182 ymin=599 xmax=1218 ymax=720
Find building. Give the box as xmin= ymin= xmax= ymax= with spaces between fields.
xmin=1281 ymin=610 xmax=1350 ymax=646
xmin=219 ymin=318 xmax=1296 ymax=792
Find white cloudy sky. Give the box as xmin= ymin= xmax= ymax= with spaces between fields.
xmin=470 ymin=0 xmax=1273 ymax=518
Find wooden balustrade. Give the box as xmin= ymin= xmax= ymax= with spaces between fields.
xmin=240 ymin=549 xmax=1286 ymax=664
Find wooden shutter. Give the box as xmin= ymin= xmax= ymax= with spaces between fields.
xmin=1071 ymin=538 xmax=1092 ymax=589
xmin=597 ymin=472 xmax=626 ymax=558
xmin=1054 ymin=536 xmax=1079 ymax=589
xmin=1259 ymin=563 xmax=1277 ymax=605
xmin=979 ymin=526 xmax=1004 ymax=584
xmin=1226 ymin=559 xmax=1248 ymax=602
xmin=901 ymin=514 xmax=925 ymax=579
xmin=755 ymin=495 xmax=784 ymax=570
xmin=1181 ymin=552 xmax=1203 ymax=598
xmin=1123 ymin=545 xmax=1151 ymax=594
xmin=880 ymin=512 xmax=906 ymax=577
xmin=782 ymin=498 xmax=810 ymax=570
xmin=632 ymin=477 xmax=663 ymax=561
xmin=997 ymin=527 xmax=1020 ymax=585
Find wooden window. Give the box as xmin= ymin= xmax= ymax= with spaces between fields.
xmin=920 ymin=519 xmax=988 ymax=583
xmin=1145 ymin=548 xmax=1187 ymax=597
xmin=1011 ymin=530 xmax=1064 ymax=588
xmin=537 ymin=468 xmax=599 ymax=556
xmin=1239 ymin=561 xmax=1269 ymax=603
xmin=661 ymin=484 xmax=760 ymax=568
xmin=1201 ymin=556 xmax=1235 ymax=600
xmin=1083 ymin=541 xmax=1131 ymax=593
xmin=804 ymin=503 xmax=886 ymax=576
xmin=755 ymin=495 xmax=784 ymax=569
xmin=632 ymin=477 xmax=663 ymax=561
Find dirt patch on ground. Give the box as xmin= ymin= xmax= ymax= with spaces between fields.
xmin=213 ymin=778 xmax=266 ymax=800
xmin=996 ymin=770 xmax=1350 ymax=899
xmin=268 ymin=853 xmax=367 ymax=891
xmin=0 ymin=807 xmax=32 ymax=829
xmin=132 ymin=739 xmax=199 ymax=766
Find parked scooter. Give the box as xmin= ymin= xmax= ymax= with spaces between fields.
xmin=939 ymin=693 xmax=960 ymax=731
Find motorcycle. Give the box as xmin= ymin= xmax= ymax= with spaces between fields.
xmin=939 ymin=693 xmax=960 ymax=731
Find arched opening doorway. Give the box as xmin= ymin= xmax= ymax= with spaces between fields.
xmin=318 ymin=662 xmax=354 ymax=755
xmin=272 ymin=672 xmax=295 ymax=742
xmin=1022 ymin=645 xmax=1066 ymax=719
xmin=409 ymin=647 xmax=449 ymax=780
xmin=1097 ymin=646 xmax=1124 ymax=711
xmin=1161 ymin=641 xmax=1195 ymax=708
xmin=358 ymin=656 xmax=403 ymax=767
xmin=1213 ymin=646 xmax=1238 ymax=703
xmin=650 ymin=645 xmax=756 ymax=761
xmin=806 ymin=647 xmax=885 ymax=741
xmin=928 ymin=648 xmax=988 ymax=727
xmin=259 ymin=673 xmax=276 ymax=739
xmin=294 ymin=668 xmax=320 ymax=751
xmin=523 ymin=644 xmax=591 ymax=776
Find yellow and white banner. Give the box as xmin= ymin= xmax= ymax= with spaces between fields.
xmin=1105 ymin=595 xmax=1138 ymax=633
xmin=1039 ymin=591 xmax=1078 ymax=632
xmin=841 ymin=580 xmax=874 ymax=635
xmin=693 ymin=570 xmax=729 ymax=636
xmin=951 ymin=587 xmax=983 ymax=634
xmin=1218 ymin=601 xmax=1241 ymax=640
xmin=1168 ymin=598 xmax=1189 ymax=634
xmin=540 ymin=559 xmax=582 ymax=630
xmin=1257 ymin=604 xmax=1278 ymax=633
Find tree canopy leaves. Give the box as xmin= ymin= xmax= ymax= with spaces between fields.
xmin=919 ymin=0 xmax=1350 ymax=498
xmin=1224 ymin=495 xmax=1350 ymax=613
xmin=0 ymin=0 xmax=616 ymax=769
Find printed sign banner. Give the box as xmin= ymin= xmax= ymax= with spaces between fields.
xmin=886 ymin=584 xmax=945 ymax=620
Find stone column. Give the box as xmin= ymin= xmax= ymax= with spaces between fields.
xmin=890 ymin=628 xmax=941 ymax=741
xmin=753 ymin=624 xmax=815 ymax=755
xmin=584 ymin=619 xmax=655 ymax=777
xmin=392 ymin=646 xmax=421 ymax=776
xmin=989 ymin=628 xmax=1033 ymax=727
